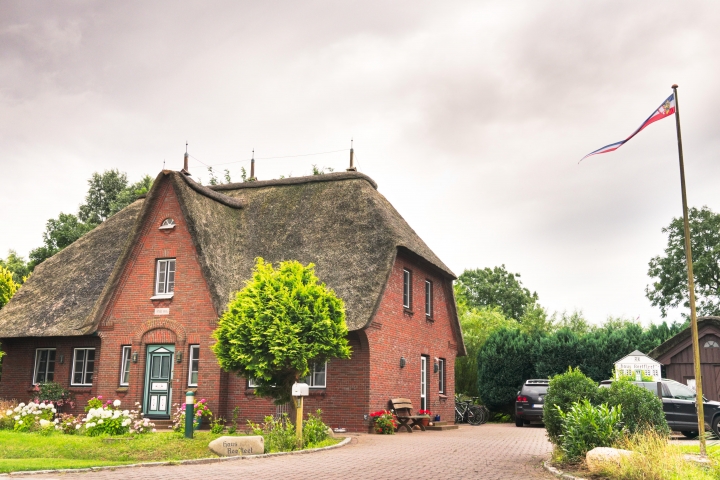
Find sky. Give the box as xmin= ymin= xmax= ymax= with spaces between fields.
xmin=1 ymin=1 xmax=719 ymax=326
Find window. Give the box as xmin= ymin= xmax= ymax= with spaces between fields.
xmin=403 ymin=269 xmax=412 ymax=309
xmin=425 ymin=280 xmax=433 ymax=318
xmin=302 ymin=362 xmax=327 ymax=388
xmin=438 ymin=358 xmax=445 ymax=394
xmin=704 ymin=340 xmax=720 ymax=348
xmin=155 ymin=259 xmax=176 ymax=296
xmin=33 ymin=348 xmax=56 ymax=384
xmin=188 ymin=345 xmax=199 ymax=386
xmin=71 ymin=348 xmax=95 ymax=386
xmin=247 ymin=377 xmax=258 ymax=388
xmin=159 ymin=218 xmax=176 ymax=229
xmin=120 ymin=346 xmax=131 ymax=386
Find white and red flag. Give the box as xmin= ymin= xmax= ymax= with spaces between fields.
xmin=580 ymin=93 xmax=676 ymax=161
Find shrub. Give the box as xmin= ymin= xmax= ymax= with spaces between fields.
xmin=84 ymin=401 xmax=133 ymax=436
xmin=210 ymin=416 xmax=225 ymax=434
xmin=10 ymin=401 xmax=56 ymax=432
xmin=596 ymin=379 xmax=669 ymax=436
xmin=171 ymin=399 xmax=212 ymax=433
xmin=0 ymin=399 xmax=15 ymax=429
xmin=369 ymin=410 xmax=396 ymax=434
xmin=557 ymin=400 xmax=623 ymax=461
xmin=544 ymin=367 xmax=598 ymax=445
xmin=56 ymin=414 xmax=83 ymax=434
xmin=248 ymin=414 xmax=297 ymax=452
xmin=303 ymin=409 xmax=329 ymax=446
xmin=35 ymin=382 xmax=75 ymax=410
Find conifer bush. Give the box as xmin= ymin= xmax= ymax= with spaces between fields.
xmin=543 ymin=367 xmax=599 ymax=445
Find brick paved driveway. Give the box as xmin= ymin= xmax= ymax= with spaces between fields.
xmin=31 ymin=424 xmax=553 ymax=480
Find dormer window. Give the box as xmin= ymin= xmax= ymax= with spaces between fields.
xmin=159 ymin=218 xmax=176 ymax=230
xmin=151 ymin=259 xmax=175 ymax=299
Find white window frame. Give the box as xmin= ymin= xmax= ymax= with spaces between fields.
xmin=425 ymin=280 xmax=433 ymax=318
xmin=152 ymin=258 xmax=176 ymax=299
xmin=188 ymin=345 xmax=200 ymax=387
xmin=438 ymin=358 xmax=445 ymax=394
xmin=71 ymin=348 xmax=96 ymax=386
xmin=302 ymin=362 xmax=327 ymax=388
xmin=403 ymin=269 xmax=412 ymax=309
xmin=33 ymin=348 xmax=56 ymax=384
xmin=120 ymin=346 xmax=131 ymax=386
xmin=159 ymin=218 xmax=176 ymax=230
xmin=247 ymin=377 xmax=258 ymax=388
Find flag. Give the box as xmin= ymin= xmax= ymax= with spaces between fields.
xmin=580 ymin=93 xmax=676 ymax=162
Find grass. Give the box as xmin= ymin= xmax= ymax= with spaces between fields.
xmin=551 ymin=432 xmax=720 ymax=480
xmin=0 ymin=430 xmax=342 ymax=473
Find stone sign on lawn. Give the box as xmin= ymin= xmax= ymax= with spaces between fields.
xmin=208 ymin=436 xmax=264 ymax=456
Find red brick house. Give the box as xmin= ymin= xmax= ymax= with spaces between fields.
xmin=0 ymin=170 xmax=464 ymax=431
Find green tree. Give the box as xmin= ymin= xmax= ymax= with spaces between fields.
xmin=28 ymin=213 xmax=95 ymax=269
xmin=78 ymin=169 xmax=129 ymax=224
xmin=647 ymin=206 xmax=720 ymax=317
xmin=455 ymin=265 xmax=538 ymax=320
xmin=477 ymin=327 xmax=536 ymax=410
xmin=0 ymin=266 xmax=19 ymax=309
xmin=0 ymin=250 xmax=30 ymax=285
xmin=212 ymin=259 xmax=351 ymax=404
xmin=455 ymin=303 xmax=517 ymax=397
xmin=109 ymin=174 xmax=154 ymax=215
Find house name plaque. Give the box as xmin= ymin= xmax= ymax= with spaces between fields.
xmin=154 ymin=308 xmax=170 ymax=316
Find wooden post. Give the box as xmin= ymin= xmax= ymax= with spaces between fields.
xmin=672 ymin=84 xmax=706 ymax=456
xmin=295 ymin=396 xmax=304 ymax=448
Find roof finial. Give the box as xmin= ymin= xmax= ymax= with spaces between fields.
xmin=181 ymin=142 xmax=191 ymax=176
xmin=250 ymin=148 xmax=256 ymax=180
xmin=346 ymin=137 xmax=357 ymax=172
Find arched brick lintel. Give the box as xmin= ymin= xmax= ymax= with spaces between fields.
xmin=132 ymin=318 xmax=187 ymax=346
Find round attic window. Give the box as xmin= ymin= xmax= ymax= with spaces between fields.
xmin=159 ymin=218 xmax=176 ymax=229
xmin=704 ymin=340 xmax=719 ymax=348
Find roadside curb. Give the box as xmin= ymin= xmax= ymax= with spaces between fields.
xmin=0 ymin=436 xmax=352 ymax=476
xmin=542 ymin=461 xmax=588 ymax=480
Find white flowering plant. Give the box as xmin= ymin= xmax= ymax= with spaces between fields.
xmin=83 ymin=398 xmax=133 ymax=436
xmin=128 ymin=402 xmax=155 ymax=434
xmin=10 ymin=401 xmax=56 ymax=432
xmin=56 ymin=413 xmax=83 ymax=434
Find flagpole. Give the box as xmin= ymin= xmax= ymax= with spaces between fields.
xmin=672 ymin=83 xmax=706 ymax=456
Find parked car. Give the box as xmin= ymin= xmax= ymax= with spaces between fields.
xmin=515 ymin=379 xmax=549 ymax=427
xmin=599 ymin=378 xmax=720 ymax=438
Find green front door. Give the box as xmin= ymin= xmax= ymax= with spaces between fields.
xmin=144 ymin=345 xmax=175 ymax=417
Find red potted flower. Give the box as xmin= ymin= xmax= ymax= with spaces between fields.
xmin=418 ymin=409 xmax=432 ymax=427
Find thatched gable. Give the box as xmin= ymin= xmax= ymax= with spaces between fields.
xmin=0 ymin=171 xmax=458 ymax=341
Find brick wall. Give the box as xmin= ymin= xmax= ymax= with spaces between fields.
xmin=365 ymin=252 xmax=458 ymax=424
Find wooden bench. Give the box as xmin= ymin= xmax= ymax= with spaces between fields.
xmin=390 ymin=398 xmax=429 ymax=433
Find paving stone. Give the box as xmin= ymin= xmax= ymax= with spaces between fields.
xmin=26 ymin=423 xmax=554 ymax=480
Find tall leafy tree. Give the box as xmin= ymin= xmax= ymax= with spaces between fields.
xmin=646 ymin=206 xmax=720 ymax=317
xmin=0 ymin=250 xmax=30 ymax=285
xmin=455 ymin=265 xmax=538 ymax=320
xmin=78 ymin=169 xmax=129 ymax=224
xmin=0 ymin=266 xmax=18 ymax=310
xmin=477 ymin=327 xmax=535 ymax=410
xmin=109 ymin=174 xmax=154 ymax=215
xmin=28 ymin=213 xmax=96 ymax=269
xmin=212 ymin=259 xmax=351 ymax=404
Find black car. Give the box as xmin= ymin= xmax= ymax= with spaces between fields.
xmin=599 ymin=378 xmax=720 ymax=437
xmin=515 ymin=379 xmax=549 ymax=427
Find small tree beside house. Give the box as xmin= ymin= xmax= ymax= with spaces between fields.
xmin=212 ymin=258 xmax=352 ymax=412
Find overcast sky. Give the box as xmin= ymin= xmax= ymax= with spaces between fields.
xmin=1 ymin=1 xmax=719 ymax=326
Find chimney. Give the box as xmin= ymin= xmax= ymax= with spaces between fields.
xmin=249 ymin=149 xmax=257 ymax=181
xmin=181 ymin=142 xmax=191 ymax=176
xmin=346 ymin=139 xmax=357 ymax=172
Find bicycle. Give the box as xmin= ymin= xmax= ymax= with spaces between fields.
xmin=454 ymin=394 xmax=489 ymax=425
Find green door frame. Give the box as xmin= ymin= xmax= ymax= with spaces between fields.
xmin=144 ymin=345 xmax=175 ymax=418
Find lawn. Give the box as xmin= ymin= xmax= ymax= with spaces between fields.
xmin=0 ymin=430 xmax=341 ymax=473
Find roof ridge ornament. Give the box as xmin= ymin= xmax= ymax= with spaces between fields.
xmin=181 ymin=142 xmax=191 ymax=176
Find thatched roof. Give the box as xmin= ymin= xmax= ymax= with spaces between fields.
xmin=0 ymin=171 xmax=461 ymax=350
xmin=648 ymin=316 xmax=720 ymax=361
xmin=0 ymin=199 xmax=144 ymax=337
